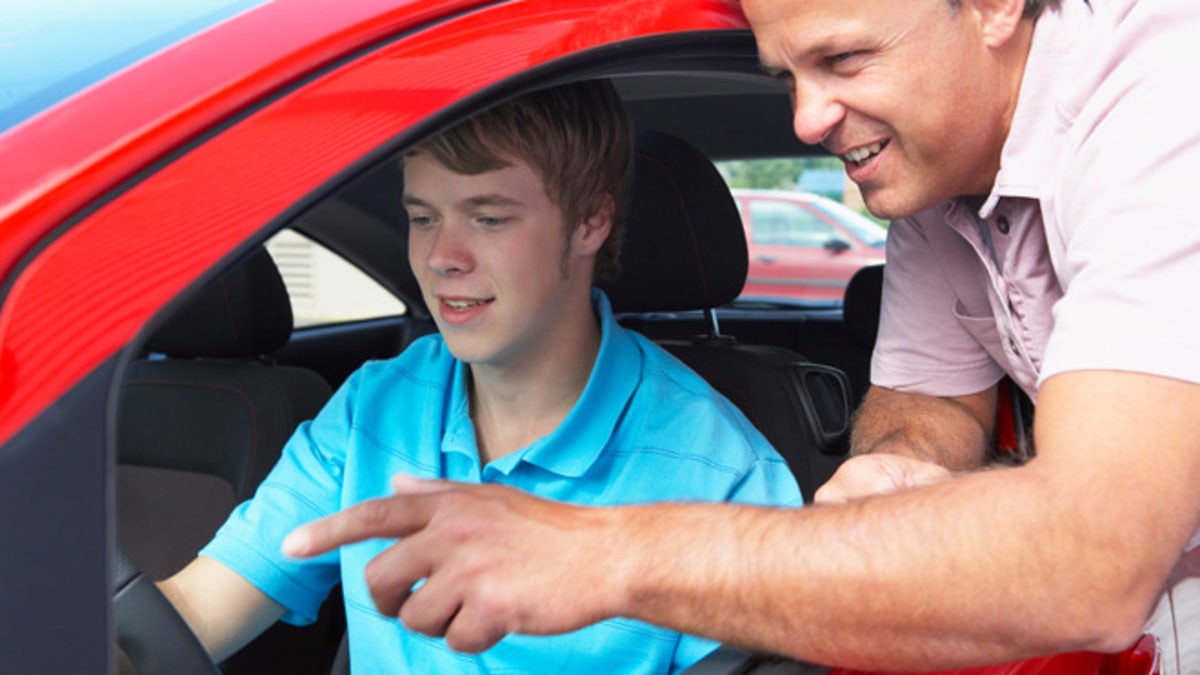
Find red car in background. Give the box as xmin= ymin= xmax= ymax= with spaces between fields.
xmin=733 ymin=189 xmax=887 ymax=303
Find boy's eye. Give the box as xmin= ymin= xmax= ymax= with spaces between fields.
xmin=477 ymin=216 xmax=508 ymax=228
xmin=407 ymin=214 xmax=433 ymax=228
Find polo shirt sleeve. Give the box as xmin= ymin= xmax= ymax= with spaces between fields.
xmin=1041 ymin=0 xmax=1200 ymax=388
xmin=723 ymin=436 xmax=806 ymax=509
xmin=872 ymin=213 xmax=1006 ymax=396
xmin=199 ymin=368 xmax=363 ymax=625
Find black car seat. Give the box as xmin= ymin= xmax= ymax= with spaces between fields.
xmin=599 ymin=130 xmax=852 ymax=501
xmin=841 ymin=263 xmax=883 ymax=407
xmin=116 ymin=246 xmax=343 ymax=675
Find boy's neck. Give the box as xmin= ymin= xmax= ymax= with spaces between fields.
xmin=467 ymin=300 xmax=602 ymax=466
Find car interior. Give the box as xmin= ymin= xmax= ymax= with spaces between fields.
xmin=112 ymin=35 xmax=888 ymax=674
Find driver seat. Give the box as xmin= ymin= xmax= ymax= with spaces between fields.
xmin=116 ymin=246 xmax=341 ymax=674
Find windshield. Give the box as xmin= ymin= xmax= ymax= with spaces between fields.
xmin=0 ymin=0 xmax=270 ymax=133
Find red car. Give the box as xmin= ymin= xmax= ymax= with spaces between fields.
xmin=0 ymin=1 xmax=1160 ymax=674
xmin=733 ymin=189 xmax=887 ymax=303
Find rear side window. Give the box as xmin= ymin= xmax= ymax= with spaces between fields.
xmin=266 ymin=230 xmax=406 ymax=327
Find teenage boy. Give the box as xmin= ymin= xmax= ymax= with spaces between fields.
xmin=157 ymin=79 xmax=802 ymax=674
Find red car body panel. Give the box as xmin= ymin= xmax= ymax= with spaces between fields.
xmin=0 ymin=0 xmax=744 ymax=450
xmin=832 ymin=635 xmax=1158 ymax=675
xmin=0 ymin=1 xmax=1160 ymax=672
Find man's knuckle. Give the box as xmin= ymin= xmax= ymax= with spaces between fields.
xmin=358 ymin=499 xmax=395 ymax=529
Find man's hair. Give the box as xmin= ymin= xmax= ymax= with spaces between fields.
xmin=407 ymin=80 xmax=633 ymax=281
xmin=947 ymin=0 xmax=1062 ymax=19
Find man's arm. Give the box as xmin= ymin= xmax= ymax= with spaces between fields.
xmin=157 ymin=557 xmax=286 ymax=663
xmin=850 ymin=385 xmax=997 ymax=465
xmin=285 ymin=370 xmax=1200 ymax=669
xmin=814 ymin=384 xmax=997 ymax=503
xmin=625 ymin=370 xmax=1200 ymax=667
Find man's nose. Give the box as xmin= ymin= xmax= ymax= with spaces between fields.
xmin=791 ymin=82 xmax=844 ymax=146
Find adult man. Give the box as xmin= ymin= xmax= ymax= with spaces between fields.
xmin=157 ymin=79 xmax=802 ymax=674
xmin=285 ymin=0 xmax=1200 ymax=671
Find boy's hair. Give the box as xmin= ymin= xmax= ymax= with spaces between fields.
xmin=407 ymin=80 xmax=633 ymax=280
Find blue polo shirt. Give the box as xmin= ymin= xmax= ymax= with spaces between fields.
xmin=202 ymin=290 xmax=802 ymax=674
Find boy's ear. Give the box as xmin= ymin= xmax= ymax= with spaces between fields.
xmin=573 ymin=195 xmax=615 ymax=256
xmin=968 ymin=0 xmax=1026 ymax=48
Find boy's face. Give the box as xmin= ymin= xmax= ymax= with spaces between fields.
xmin=403 ymin=152 xmax=598 ymax=369
xmin=744 ymin=0 xmax=1018 ymax=219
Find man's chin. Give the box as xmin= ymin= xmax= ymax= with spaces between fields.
xmin=860 ymin=188 xmax=940 ymax=222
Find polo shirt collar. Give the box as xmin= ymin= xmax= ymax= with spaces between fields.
xmin=441 ymin=289 xmax=641 ymax=479
xmin=980 ymin=0 xmax=1091 ymax=218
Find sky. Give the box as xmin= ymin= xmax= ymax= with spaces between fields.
xmin=0 ymin=0 xmax=270 ymax=132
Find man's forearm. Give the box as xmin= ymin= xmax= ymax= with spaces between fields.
xmin=849 ymin=386 xmax=996 ymax=470
xmin=619 ymin=464 xmax=1161 ymax=670
xmin=620 ymin=372 xmax=1200 ymax=669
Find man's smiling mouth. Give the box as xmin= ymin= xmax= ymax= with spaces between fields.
xmin=842 ymin=142 xmax=885 ymax=167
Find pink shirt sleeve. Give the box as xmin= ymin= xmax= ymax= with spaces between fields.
xmin=1040 ymin=0 xmax=1200 ymax=389
xmin=871 ymin=211 xmax=1006 ymax=397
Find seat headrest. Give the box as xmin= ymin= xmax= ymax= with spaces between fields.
xmin=146 ymin=247 xmax=293 ymax=358
xmin=599 ymin=131 xmax=748 ymax=312
xmin=843 ymin=263 xmax=883 ymax=350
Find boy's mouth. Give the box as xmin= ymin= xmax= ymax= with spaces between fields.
xmin=442 ymin=297 xmax=492 ymax=311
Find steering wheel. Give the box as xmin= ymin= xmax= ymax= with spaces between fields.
xmin=112 ymin=546 xmax=219 ymax=675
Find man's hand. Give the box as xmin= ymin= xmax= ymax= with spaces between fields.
xmin=814 ymin=453 xmax=952 ymax=503
xmin=283 ymin=475 xmax=627 ymax=652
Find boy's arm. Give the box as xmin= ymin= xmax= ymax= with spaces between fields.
xmin=156 ymin=556 xmax=286 ymax=663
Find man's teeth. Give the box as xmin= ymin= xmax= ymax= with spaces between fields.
xmin=444 ymin=299 xmax=487 ymax=310
xmin=844 ymin=142 xmax=883 ymax=166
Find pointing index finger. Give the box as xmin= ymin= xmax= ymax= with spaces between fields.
xmin=282 ymin=487 xmax=437 ymax=559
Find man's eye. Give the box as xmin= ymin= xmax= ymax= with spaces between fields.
xmin=827 ymin=51 xmax=863 ymax=67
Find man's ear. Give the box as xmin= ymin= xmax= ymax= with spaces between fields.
xmin=573 ymin=195 xmax=615 ymax=256
xmin=968 ymin=0 xmax=1026 ymax=48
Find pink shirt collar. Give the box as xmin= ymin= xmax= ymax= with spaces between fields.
xmin=981 ymin=0 xmax=1093 ymax=218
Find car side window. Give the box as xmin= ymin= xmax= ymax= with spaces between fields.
xmin=266 ymin=229 xmax=406 ymax=327
xmin=748 ymin=200 xmax=838 ymax=249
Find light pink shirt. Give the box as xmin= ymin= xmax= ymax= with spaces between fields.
xmin=873 ymin=0 xmax=1200 ymax=404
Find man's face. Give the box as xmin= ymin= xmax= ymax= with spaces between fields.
xmin=404 ymin=153 xmax=595 ymax=371
xmin=744 ymin=0 xmax=1016 ymax=219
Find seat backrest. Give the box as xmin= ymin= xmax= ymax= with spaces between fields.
xmin=116 ymin=247 xmax=341 ymax=675
xmin=601 ymin=131 xmax=851 ymax=501
xmin=117 ymin=247 xmax=332 ymax=576
xmin=840 ymin=262 xmax=884 ymax=405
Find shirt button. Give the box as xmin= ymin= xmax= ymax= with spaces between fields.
xmin=996 ymin=216 xmax=1011 ymax=235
